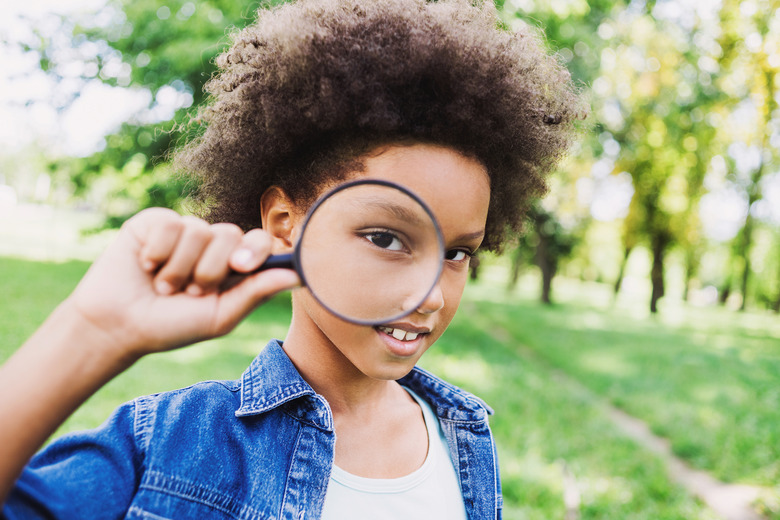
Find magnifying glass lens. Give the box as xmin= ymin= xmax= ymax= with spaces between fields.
xmin=298 ymin=182 xmax=443 ymax=325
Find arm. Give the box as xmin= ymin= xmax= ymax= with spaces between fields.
xmin=0 ymin=208 xmax=299 ymax=504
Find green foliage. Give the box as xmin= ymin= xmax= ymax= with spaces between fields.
xmin=13 ymin=0 xmax=780 ymax=310
xmin=24 ymin=0 xmax=284 ymax=223
xmin=84 ymin=0 xmax=271 ymax=101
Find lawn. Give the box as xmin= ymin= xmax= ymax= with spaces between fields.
xmin=463 ymin=267 xmax=780 ymax=488
xmin=2 ymin=255 xmax=777 ymax=518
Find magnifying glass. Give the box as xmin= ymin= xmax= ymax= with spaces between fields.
xmin=251 ymin=179 xmax=444 ymax=325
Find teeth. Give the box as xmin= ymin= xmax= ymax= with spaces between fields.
xmin=378 ymin=327 xmax=421 ymax=342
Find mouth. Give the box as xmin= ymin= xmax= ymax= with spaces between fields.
xmin=375 ymin=325 xmax=430 ymax=342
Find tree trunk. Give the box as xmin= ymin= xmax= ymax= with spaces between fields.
xmin=613 ymin=245 xmax=632 ymax=297
xmin=536 ymin=232 xmax=555 ymax=305
xmin=682 ymin=247 xmax=698 ymax=302
xmin=737 ymin=67 xmax=774 ymax=310
xmin=541 ymin=264 xmax=554 ymax=304
xmin=649 ymin=233 xmax=668 ymax=313
xmin=737 ymin=215 xmax=754 ymax=311
xmin=507 ymin=246 xmax=523 ymax=291
xmin=774 ymin=241 xmax=780 ymax=313
xmin=719 ymin=274 xmax=731 ymax=305
xmin=774 ymin=286 xmax=780 ymax=313
xmin=469 ymin=255 xmax=480 ymax=281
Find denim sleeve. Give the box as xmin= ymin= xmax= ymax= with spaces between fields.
xmin=2 ymin=400 xmax=144 ymax=520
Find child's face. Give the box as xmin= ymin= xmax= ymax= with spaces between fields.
xmin=291 ymin=143 xmax=490 ymax=381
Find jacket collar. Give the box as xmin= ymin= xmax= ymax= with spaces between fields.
xmin=400 ymin=366 xmax=493 ymax=423
xmin=235 ymin=340 xmax=334 ymax=431
xmin=235 ymin=340 xmax=491 ymax=428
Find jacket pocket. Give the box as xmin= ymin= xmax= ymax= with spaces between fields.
xmin=125 ymin=505 xmax=172 ymax=520
xmin=125 ymin=487 xmax=273 ymax=520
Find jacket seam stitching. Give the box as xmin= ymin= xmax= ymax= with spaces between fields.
xmin=279 ymin=425 xmax=304 ymax=518
xmin=140 ymin=474 xmax=266 ymax=520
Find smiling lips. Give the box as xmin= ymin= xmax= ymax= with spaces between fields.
xmin=377 ymin=326 xmax=424 ymax=342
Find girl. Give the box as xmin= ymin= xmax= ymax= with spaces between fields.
xmin=0 ymin=0 xmax=583 ymax=518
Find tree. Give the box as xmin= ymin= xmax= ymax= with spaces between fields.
xmin=18 ymin=0 xmax=281 ymax=222
xmin=506 ymin=204 xmax=578 ymax=304
xmin=713 ymin=0 xmax=780 ymax=310
xmin=497 ymin=0 xmax=625 ymax=304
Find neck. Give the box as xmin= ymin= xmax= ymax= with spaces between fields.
xmin=282 ymin=305 xmax=399 ymax=416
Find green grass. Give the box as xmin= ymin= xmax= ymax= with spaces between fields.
xmin=3 ymin=255 xmax=777 ymax=518
xmin=461 ymin=271 xmax=780 ymax=488
xmin=0 ymin=257 xmax=92 ymax=354
xmin=422 ymin=307 xmax=718 ymax=519
xmin=0 ymin=256 xmax=293 ymax=436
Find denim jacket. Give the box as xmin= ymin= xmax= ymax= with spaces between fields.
xmin=4 ymin=340 xmax=502 ymax=520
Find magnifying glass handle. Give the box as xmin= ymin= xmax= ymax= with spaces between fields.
xmin=223 ymin=252 xmax=295 ymax=291
xmin=254 ymin=252 xmax=294 ymax=272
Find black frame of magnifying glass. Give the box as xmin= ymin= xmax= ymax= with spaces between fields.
xmin=251 ymin=178 xmax=445 ymax=325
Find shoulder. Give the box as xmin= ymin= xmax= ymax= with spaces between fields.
xmin=131 ymin=379 xmax=242 ymax=449
xmin=135 ymin=378 xmax=241 ymax=417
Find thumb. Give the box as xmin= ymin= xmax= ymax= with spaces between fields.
xmin=211 ymin=269 xmax=300 ymax=336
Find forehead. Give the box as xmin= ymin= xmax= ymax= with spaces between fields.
xmin=352 ymin=144 xmax=491 ymax=241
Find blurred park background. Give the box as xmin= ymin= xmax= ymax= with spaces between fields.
xmin=0 ymin=0 xmax=779 ymax=518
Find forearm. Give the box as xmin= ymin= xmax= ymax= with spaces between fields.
xmin=0 ymin=210 xmax=295 ymax=506
xmin=0 ymin=299 xmax=138 ymax=504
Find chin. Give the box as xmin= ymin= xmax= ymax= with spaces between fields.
xmin=362 ymin=361 xmax=418 ymax=382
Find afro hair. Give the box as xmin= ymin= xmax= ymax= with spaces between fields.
xmin=174 ymin=0 xmax=585 ymax=253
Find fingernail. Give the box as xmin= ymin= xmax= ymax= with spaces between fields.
xmin=231 ymin=248 xmax=253 ymax=268
xmin=186 ymin=284 xmax=203 ymax=296
xmin=156 ymin=280 xmax=174 ymax=295
xmin=142 ymin=260 xmax=156 ymax=272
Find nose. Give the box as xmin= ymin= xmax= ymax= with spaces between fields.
xmin=415 ymin=282 xmax=444 ymax=314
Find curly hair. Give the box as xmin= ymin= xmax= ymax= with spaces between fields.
xmin=174 ymin=0 xmax=585 ymax=253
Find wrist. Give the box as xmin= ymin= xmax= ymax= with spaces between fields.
xmin=42 ymin=298 xmax=142 ymax=377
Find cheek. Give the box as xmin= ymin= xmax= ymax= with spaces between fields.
xmin=441 ymin=269 xmax=470 ymax=319
xmin=293 ymin=287 xmax=369 ymax=344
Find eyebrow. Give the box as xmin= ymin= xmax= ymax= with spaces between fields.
xmin=346 ymin=195 xmax=486 ymax=245
xmin=351 ymin=197 xmax=430 ymax=228
xmin=451 ymin=230 xmax=485 ymax=245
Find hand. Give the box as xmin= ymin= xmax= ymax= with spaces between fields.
xmin=65 ymin=208 xmax=299 ymax=360
xmin=1 ymin=208 xmax=300 ymax=500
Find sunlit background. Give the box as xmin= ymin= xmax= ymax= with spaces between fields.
xmin=2 ymin=0 xmax=780 ymax=314
xmin=1 ymin=1 xmax=779 ymax=518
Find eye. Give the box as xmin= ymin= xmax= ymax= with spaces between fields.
xmin=364 ymin=231 xmax=404 ymax=251
xmin=445 ymin=249 xmax=471 ymax=262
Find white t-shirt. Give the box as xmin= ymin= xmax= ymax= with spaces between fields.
xmin=320 ymin=388 xmax=468 ymax=520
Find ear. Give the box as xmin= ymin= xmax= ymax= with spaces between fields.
xmin=260 ymin=186 xmax=300 ymax=252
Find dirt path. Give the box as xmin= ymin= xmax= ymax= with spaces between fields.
xmin=605 ymin=404 xmax=766 ymax=520
xmin=491 ymin=324 xmax=771 ymax=519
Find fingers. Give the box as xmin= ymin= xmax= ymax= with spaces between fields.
xmin=154 ymin=217 xmax=213 ymax=294
xmin=131 ymin=210 xmax=284 ymax=296
xmin=229 ymin=229 xmax=274 ymax=273
xmin=211 ymin=268 xmax=301 ymax=336
xmin=138 ymin=216 xmax=184 ymax=273
xmin=187 ymin=223 xmax=244 ymax=295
